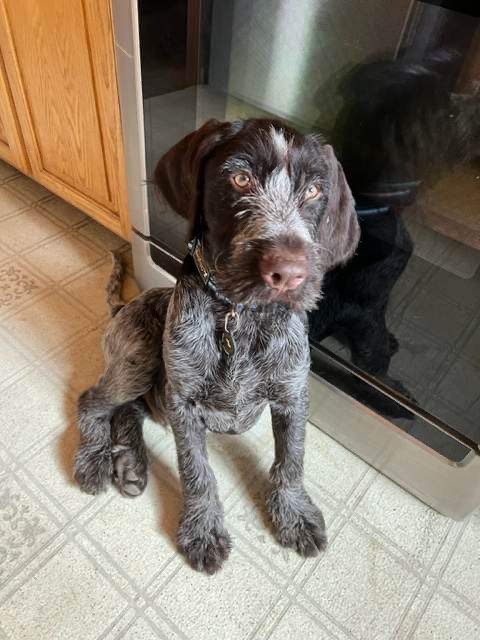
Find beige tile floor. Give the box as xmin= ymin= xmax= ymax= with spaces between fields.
xmin=0 ymin=159 xmax=478 ymax=639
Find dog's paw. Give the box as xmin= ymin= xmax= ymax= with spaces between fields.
xmin=276 ymin=510 xmax=327 ymax=556
xmin=112 ymin=445 xmax=148 ymax=497
xmin=268 ymin=488 xmax=327 ymax=557
xmin=74 ymin=444 xmax=113 ymax=495
xmin=178 ymin=524 xmax=232 ymax=575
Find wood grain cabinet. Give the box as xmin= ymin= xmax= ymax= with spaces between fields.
xmin=0 ymin=48 xmax=28 ymax=172
xmin=0 ymin=0 xmax=129 ymax=238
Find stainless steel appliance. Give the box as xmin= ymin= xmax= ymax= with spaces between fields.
xmin=112 ymin=0 xmax=480 ymax=519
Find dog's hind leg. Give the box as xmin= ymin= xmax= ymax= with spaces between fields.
xmin=74 ymin=293 xmax=170 ymax=495
xmin=74 ymin=359 xmax=156 ymax=495
xmin=111 ymin=398 xmax=149 ymax=497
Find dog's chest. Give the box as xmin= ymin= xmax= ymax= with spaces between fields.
xmin=196 ymin=312 xmax=308 ymax=431
xmin=166 ymin=300 xmax=309 ymax=433
xmin=212 ymin=347 xmax=266 ymax=406
xmin=198 ymin=327 xmax=269 ymax=421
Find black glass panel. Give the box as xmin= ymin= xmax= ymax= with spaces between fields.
xmin=139 ymin=0 xmax=480 ymax=458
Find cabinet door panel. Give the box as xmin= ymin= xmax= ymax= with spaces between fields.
xmin=0 ymin=49 xmax=28 ymax=170
xmin=0 ymin=0 xmax=128 ymax=235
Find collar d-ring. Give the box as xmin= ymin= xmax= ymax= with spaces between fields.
xmin=224 ymin=308 xmax=239 ymax=333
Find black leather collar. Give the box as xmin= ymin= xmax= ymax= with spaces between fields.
xmin=187 ymin=237 xmax=255 ymax=312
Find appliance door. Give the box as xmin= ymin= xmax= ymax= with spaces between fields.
xmin=122 ymin=0 xmax=480 ymax=514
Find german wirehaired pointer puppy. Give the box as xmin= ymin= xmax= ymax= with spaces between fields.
xmin=74 ymin=118 xmax=360 ymax=573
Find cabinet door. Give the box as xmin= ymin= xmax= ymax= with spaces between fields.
xmin=0 ymin=0 xmax=129 ymax=236
xmin=0 ymin=49 xmax=28 ymax=171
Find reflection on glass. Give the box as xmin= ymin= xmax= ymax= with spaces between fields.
xmin=309 ymin=3 xmax=480 ymax=456
xmin=140 ymin=0 xmax=480 ymax=458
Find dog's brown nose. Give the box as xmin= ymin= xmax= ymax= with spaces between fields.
xmin=260 ymin=252 xmax=308 ymax=292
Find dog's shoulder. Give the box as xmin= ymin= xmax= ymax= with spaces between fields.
xmin=258 ymin=306 xmax=308 ymax=338
xmin=105 ymin=286 xmax=173 ymax=343
xmin=168 ymin=276 xmax=216 ymax=322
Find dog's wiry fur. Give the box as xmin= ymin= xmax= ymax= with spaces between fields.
xmin=74 ymin=118 xmax=360 ymax=573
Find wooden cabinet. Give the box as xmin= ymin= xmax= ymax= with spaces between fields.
xmin=0 ymin=49 xmax=28 ymax=172
xmin=0 ymin=0 xmax=129 ymax=238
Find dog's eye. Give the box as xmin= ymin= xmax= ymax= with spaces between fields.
xmin=305 ymin=184 xmax=322 ymax=201
xmin=231 ymin=172 xmax=251 ymax=190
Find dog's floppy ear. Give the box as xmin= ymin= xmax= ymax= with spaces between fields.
xmin=318 ymin=144 xmax=360 ymax=270
xmin=155 ymin=119 xmax=239 ymax=238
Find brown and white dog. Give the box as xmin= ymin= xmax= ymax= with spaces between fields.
xmin=74 ymin=119 xmax=360 ymax=573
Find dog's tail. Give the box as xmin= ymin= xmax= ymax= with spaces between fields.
xmin=106 ymin=252 xmax=126 ymax=317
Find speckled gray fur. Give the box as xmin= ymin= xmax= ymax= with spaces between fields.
xmin=74 ymin=118 xmax=359 ymax=573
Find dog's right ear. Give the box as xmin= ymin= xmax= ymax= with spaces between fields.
xmin=155 ymin=119 xmax=241 ymax=238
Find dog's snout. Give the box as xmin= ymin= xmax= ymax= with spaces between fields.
xmin=260 ymin=251 xmax=308 ymax=292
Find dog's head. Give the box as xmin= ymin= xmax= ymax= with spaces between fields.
xmin=155 ymin=118 xmax=359 ymax=310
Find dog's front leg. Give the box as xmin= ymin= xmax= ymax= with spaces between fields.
xmin=267 ymin=387 xmax=327 ymax=556
xmin=169 ymin=397 xmax=231 ymax=574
